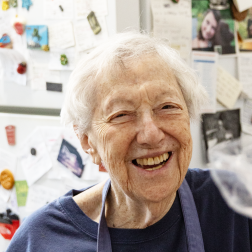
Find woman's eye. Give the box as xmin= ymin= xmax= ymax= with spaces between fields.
xmin=115 ymin=113 xmax=127 ymax=118
xmin=162 ymin=105 xmax=175 ymax=109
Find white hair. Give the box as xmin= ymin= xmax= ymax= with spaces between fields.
xmin=61 ymin=31 xmax=208 ymax=136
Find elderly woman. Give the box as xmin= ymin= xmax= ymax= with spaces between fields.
xmin=7 ymin=32 xmax=252 ymax=251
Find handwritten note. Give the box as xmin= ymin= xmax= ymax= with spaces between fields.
xmin=19 ymin=128 xmax=52 ymax=186
xmin=217 ymin=66 xmax=242 ymax=109
xmin=192 ymin=51 xmax=218 ymax=113
xmin=49 ymin=21 xmax=75 ymax=49
xmin=44 ymin=0 xmax=74 ymax=19
xmin=74 ymin=17 xmax=108 ymax=51
xmin=75 ymin=0 xmax=108 ymax=19
xmin=151 ymin=0 xmax=192 ymax=62
xmin=238 ymin=54 xmax=252 ymax=99
xmin=29 ymin=64 xmax=47 ymax=90
xmin=25 ymin=184 xmax=60 ymax=212
xmin=0 ymin=49 xmax=26 ymax=86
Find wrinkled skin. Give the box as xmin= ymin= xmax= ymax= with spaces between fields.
xmin=80 ymin=57 xmax=193 ymax=228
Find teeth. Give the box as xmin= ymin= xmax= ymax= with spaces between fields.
xmin=148 ymin=157 xmax=154 ymax=165
xmin=135 ymin=152 xmax=170 ymax=166
xmin=145 ymin=164 xmax=163 ymax=171
xmin=154 ymin=156 xmax=160 ymax=164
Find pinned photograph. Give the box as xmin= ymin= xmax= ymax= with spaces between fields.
xmin=201 ymin=109 xmax=241 ymax=161
xmin=26 ymin=25 xmax=48 ymax=50
xmin=57 ymin=139 xmax=84 ymax=178
xmin=192 ymin=0 xmax=236 ymax=54
xmin=87 ymin=11 xmax=101 ymax=35
xmin=236 ymin=8 xmax=252 ymax=51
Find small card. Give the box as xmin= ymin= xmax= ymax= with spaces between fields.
xmin=57 ymin=139 xmax=84 ymax=177
xmin=15 ymin=180 xmax=29 ymax=207
xmin=26 ymin=25 xmax=48 ymax=50
xmin=87 ymin=11 xmax=101 ymax=35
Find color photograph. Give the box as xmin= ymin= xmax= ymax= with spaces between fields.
xmin=26 ymin=25 xmax=48 ymax=50
xmin=236 ymin=8 xmax=252 ymax=51
xmin=192 ymin=0 xmax=236 ymax=54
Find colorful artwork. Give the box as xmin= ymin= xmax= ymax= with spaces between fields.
xmin=26 ymin=25 xmax=48 ymax=50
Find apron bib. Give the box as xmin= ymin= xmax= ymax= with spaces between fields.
xmin=97 ymin=179 xmax=205 ymax=252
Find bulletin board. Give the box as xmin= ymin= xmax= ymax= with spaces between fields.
xmin=0 ymin=0 xmax=140 ymax=111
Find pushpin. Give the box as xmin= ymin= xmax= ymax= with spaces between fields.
xmin=31 ymin=148 xmax=36 ymax=156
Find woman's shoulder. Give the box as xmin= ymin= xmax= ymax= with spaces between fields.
xmin=73 ymin=180 xmax=106 ymax=223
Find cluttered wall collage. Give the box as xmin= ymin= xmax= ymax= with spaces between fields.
xmin=0 ymin=0 xmax=252 ymax=250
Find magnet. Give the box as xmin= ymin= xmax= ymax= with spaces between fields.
xmin=5 ymin=125 xmax=15 ymax=145
xmin=30 ymin=148 xmax=36 ymax=156
xmin=0 ymin=34 xmax=12 ymax=48
xmin=22 ymin=0 xmax=32 ymax=10
xmin=171 ymin=0 xmax=179 ymax=3
xmin=0 ymin=169 xmax=15 ymax=190
xmin=60 ymin=54 xmax=68 ymax=65
xmin=12 ymin=16 xmax=26 ymax=35
xmin=42 ymin=45 xmax=49 ymax=51
xmin=17 ymin=62 xmax=27 ymax=74
xmin=9 ymin=0 xmax=18 ymax=7
xmin=87 ymin=11 xmax=101 ymax=35
xmin=0 ymin=209 xmax=20 ymax=240
xmin=2 ymin=1 xmax=9 ymax=10
xmin=59 ymin=5 xmax=63 ymax=11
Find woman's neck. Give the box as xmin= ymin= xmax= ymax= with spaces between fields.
xmin=105 ymin=183 xmax=176 ymax=229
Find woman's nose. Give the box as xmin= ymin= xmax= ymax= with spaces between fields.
xmin=136 ymin=114 xmax=165 ymax=147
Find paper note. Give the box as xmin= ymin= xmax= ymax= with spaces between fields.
xmin=44 ymin=0 xmax=74 ymax=19
xmin=25 ymin=184 xmax=60 ymax=212
xmin=29 ymin=64 xmax=47 ymax=90
xmin=0 ymin=149 xmax=17 ymax=202
xmin=242 ymin=98 xmax=252 ymax=135
xmin=15 ymin=180 xmax=29 ymax=207
xmin=19 ymin=128 xmax=52 ymax=186
xmin=75 ymin=0 xmax=108 ymax=19
xmin=74 ymin=17 xmax=108 ymax=51
xmin=192 ymin=51 xmax=218 ymax=113
xmin=49 ymin=21 xmax=75 ymax=49
xmin=151 ymin=0 xmax=192 ymax=62
xmin=217 ymin=67 xmax=242 ymax=109
xmin=48 ymin=48 xmax=76 ymax=70
xmin=0 ymin=49 xmax=26 ymax=86
xmin=238 ymin=54 xmax=252 ymax=99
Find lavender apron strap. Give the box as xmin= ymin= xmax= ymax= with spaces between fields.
xmin=178 ymin=179 xmax=205 ymax=252
xmin=97 ymin=179 xmax=112 ymax=252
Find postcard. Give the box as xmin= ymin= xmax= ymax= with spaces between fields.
xmin=57 ymin=139 xmax=84 ymax=178
xmin=26 ymin=25 xmax=48 ymax=50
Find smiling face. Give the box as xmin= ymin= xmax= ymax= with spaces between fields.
xmin=84 ymin=57 xmax=192 ymax=203
xmin=201 ymin=11 xmax=218 ymax=41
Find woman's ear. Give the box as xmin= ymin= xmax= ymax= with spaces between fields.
xmin=73 ymin=125 xmax=101 ymax=165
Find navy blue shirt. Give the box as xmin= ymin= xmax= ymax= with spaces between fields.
xmin=7 ymin=169 xmax=252 ymax=251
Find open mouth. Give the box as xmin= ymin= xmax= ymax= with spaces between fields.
xmin=132 ymin=152 xmax=172 ymax=171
